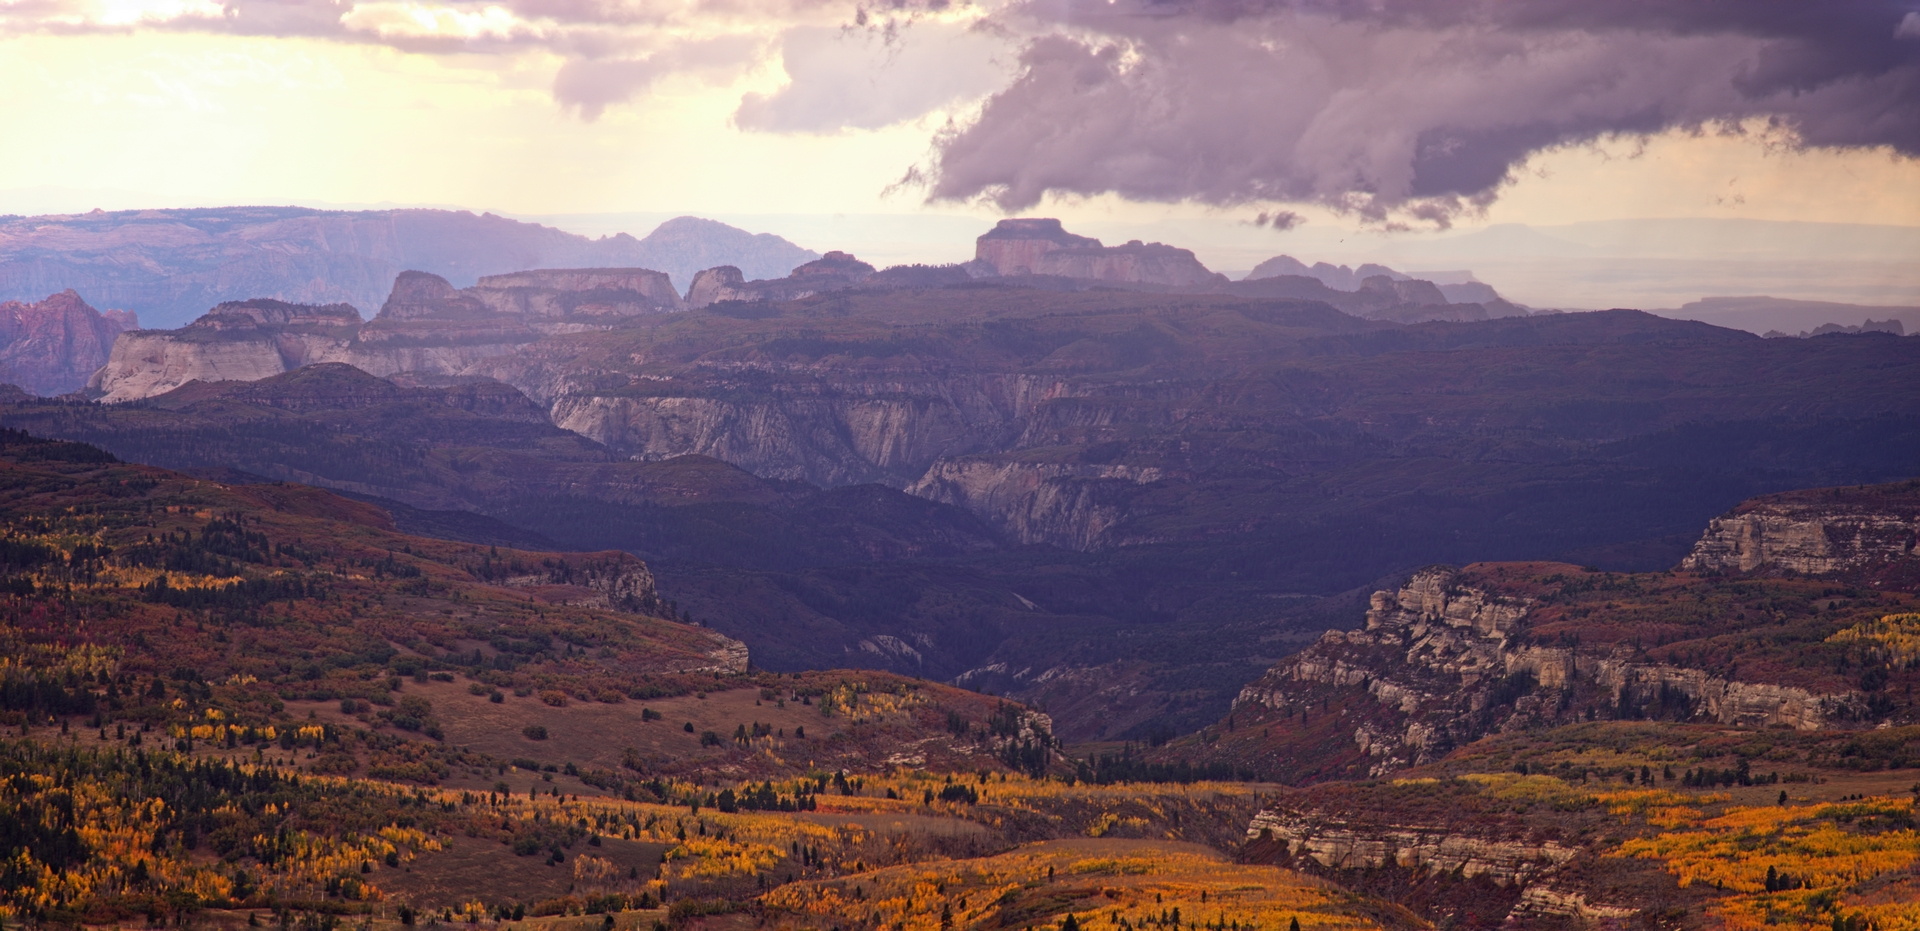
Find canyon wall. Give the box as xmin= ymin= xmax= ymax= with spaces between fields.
xmin=1683 ymin=485 xmax=1920 ymax=574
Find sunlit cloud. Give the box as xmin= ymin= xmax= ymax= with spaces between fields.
xmin=340 ymin=2 xmax=543 ymax=41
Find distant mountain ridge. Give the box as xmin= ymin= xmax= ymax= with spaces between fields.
xmin=626 ymin=216 xmax=821 ymax=292
xmin=1246 ymin=253 xmax=1507 ymax=305
xmin=1663 ymin=295 xmax=1920 ymax=337
xmin=0 ymin=207 xmax=818 ymax=329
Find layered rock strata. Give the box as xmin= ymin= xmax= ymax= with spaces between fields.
xmin=1245 ymin=809 xmax=1576 ymax=883
xmin=89 ymin=268 xmax=685 ymax=402
xmin=1683 ymin=485 xmax=1920 ymax=575
xmin=1234 ymin=566 xmax=1859 ymax=777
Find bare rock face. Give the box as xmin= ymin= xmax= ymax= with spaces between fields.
xmin=1234 ymin=565 xmax=1859 ymax=779
xmin=682 ymin=251 xmax=876 ymax=309
xmin=378 ymin=271 xmax=489 ymax=320
xmin=975 ymin=218 xmax=1103 ymax=276
xmin=88 ymin=265 xmax=687 ymax=402
xmin=973 ymin=219 xmax=1224 ymax=287
xmin=88 ymin=298 xmax=363 ymax=402
xmin=548 ymin=387 xmax=985 ymax=485
xmin=468 ymin=268 xmax=682 ymax=317
xmin=0 ymin=290 xmax=138 ymax=395
xmin=906 ymin=457 xmax=1168 ymax=549
xmin=1682 ymin=484 xmax=1920 ymax=575
xmin=684 ymin=266 xmax=750 ymax=308
xmin=1247 ymin=809 xmax=1577 ymax=883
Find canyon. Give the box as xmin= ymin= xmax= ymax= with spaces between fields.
xmin=14 ymin=218 xmax=1920 ymax=742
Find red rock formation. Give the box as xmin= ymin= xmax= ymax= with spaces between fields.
xmin=0 ymin=290 xmax=137 ymax=395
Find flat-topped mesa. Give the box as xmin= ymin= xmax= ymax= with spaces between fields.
xmin=377 ymin=268 xmax=682 ymax=322
xmin=87 ymin=297 xmax=370 ymax=402
xmin=974 ymin=218 xmax=1102 ymax=276
xmin=684 ymin=251 xmax=877 ymax=309
xmin=973 ymin=218 xmax=1224 ymax=286
xmin=469 ymin=267 xmax=682 ymax=316
xmin=195 ymin=298 xmax=363 ymax=330
xmin=1682 ymin=480 xmax=1920 ymax=577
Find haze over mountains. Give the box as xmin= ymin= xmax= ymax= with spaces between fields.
xmin=4 ymin=213 xmax=1917 ymax=744
xmin=0 ymin=208 xmax=820 ymax=330
xmin=0 ymin=204 xmax=1918 ymax=931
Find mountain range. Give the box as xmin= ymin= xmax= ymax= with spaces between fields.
xmin=8 ymin=218 xmax=1918 ymax=742
xmin=1 ymin=208 xmax=1919 ymax=931
xmin=0 ymin=208 xmax=819 ymax=330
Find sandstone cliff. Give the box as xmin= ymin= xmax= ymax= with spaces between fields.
xmin=0 ymin=290 xmax=137 ymax=395
xmin=906 ymin=457 xmax=1168 ymax=549
xmin=88 ymin=299 xmax=364 ymax=402
xmin=1232 ymin=565 xmax=1867 ymax=779
xmin=87 ymin=267 xmax=688 ymax=402
xmin=1682 ymin=481 xmax=1920 ymax=576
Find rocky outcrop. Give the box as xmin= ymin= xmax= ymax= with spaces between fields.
xmin=683 ymin=251 xmax=875 ymax=309
xmin=973 ymin=219 xmax=1224 ymax=286
xmin=547 ymin=387 xmax=995 ymax=485
xmin=906 ymin=457 xmax=1169 ymax=548
xmin=974 ymin=218 xmax=1103 ymax=276
xmin=1246 ymin=809 xmax=1576 ymax=883
xmin=471 ymin=268 xmax=682 ymax=318
xmin=0 ymin=290 xmax=137 ymax=395
xmin=380 ymin=268 xmax=679 ymax=323
xmin=502 ymin=551 xmax=676 ymax=614
xmin=1233 ymin=566 xmax=1861 ymax=778
xmin=87 ymin=266 xmax=690 ymax=402
xmin=1682 ymin=484 xmax=1920 ymax=575
xmin=88 ymin=299 xmax=363 ymax=401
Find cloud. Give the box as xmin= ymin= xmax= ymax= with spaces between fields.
xmin=734 ymin=21 xmax=1009 ymax=133
xmin=914 ymin=0 xmax=1920 ymax=222
xmin=2 ymin=0 xmax=863 ymax=108
xmin=1251 ymin=210 xmax=1302 ymax=231
xmin=553 ymin=33 xmax=765 ymax=119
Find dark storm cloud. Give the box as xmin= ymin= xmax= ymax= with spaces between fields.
xmin=916 ymin=0 xmax=1920 ymax=220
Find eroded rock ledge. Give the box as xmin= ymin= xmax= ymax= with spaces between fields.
xmin=1235 ymin=566 xmax=1860 ymax=777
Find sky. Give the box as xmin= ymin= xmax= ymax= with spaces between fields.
xmin=2 ymin=0 xmax=1919 ymax=305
